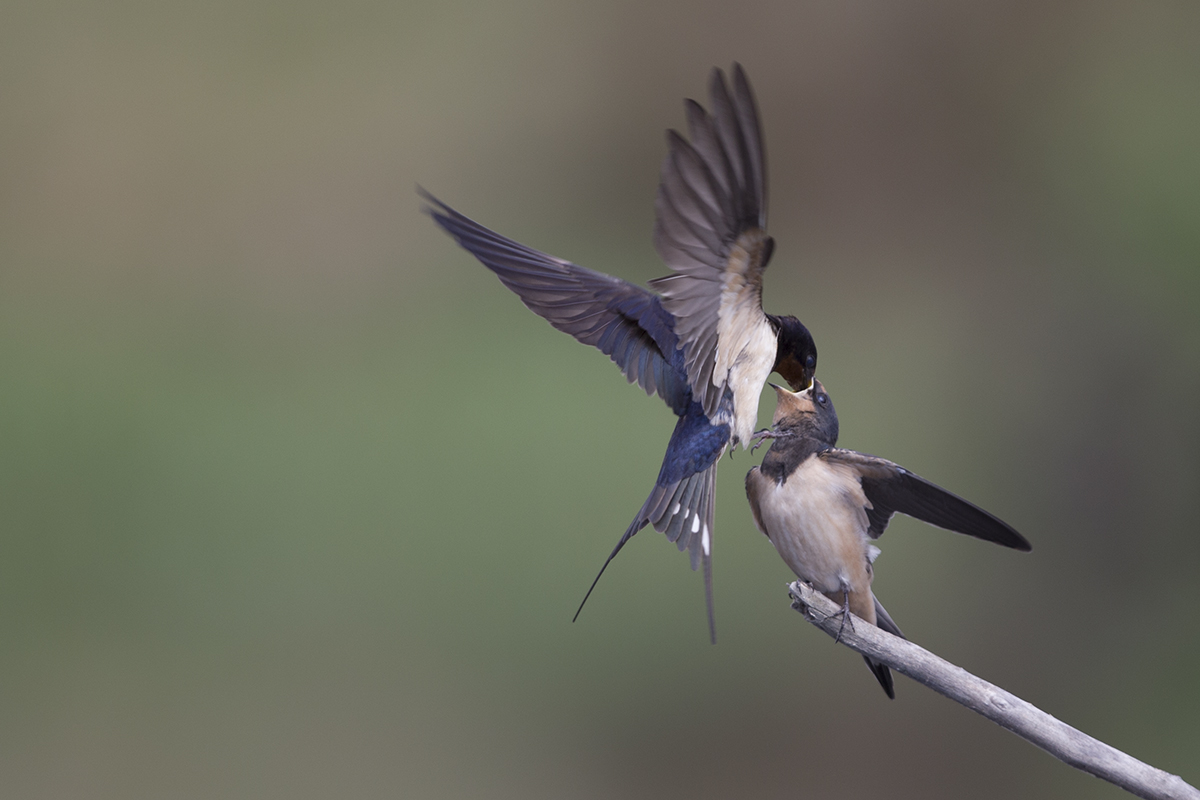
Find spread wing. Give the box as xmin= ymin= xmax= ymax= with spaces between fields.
xmin=647 ymin=64 xmax=774 ymax=419
xmin=424 ymin=191 xmax=690 ymax=414
xmin=818 ymin=449 xmax=1032 ymax=551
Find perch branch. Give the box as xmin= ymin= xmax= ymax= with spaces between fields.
xmin=787 ymin=581 xmax=1198 ymax=800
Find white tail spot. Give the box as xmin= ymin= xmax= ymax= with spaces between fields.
xmin=701 ymin=524 xmax=711 ymax=555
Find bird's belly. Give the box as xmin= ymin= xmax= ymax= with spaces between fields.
xmin=722 ymin=321 xmax=777 ymax=446
xmin=759 ymin=460 xmax=872 ymax=594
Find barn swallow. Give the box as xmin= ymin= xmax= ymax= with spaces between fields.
xmin=424 ymin=65 xmax=816 ymax=641
xmin=745 ymin=380 xmax=1031 ymax=697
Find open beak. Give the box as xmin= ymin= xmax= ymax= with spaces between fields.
xmin=770 ymin=381 xmax=813 ymax=399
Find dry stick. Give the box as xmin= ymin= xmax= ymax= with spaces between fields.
xmin=787 ymin=581 xmax=1199 ymax=800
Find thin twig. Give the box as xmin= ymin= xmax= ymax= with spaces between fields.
xmin=787 ymin=581 xmax=1198 ymax=800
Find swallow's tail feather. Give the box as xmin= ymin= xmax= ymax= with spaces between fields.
xmin=862 ymin=596 xmax=905 ymax=700
xmin=648 ymin=463 xmax=719 ymax=643
xmin=863 ymin=657 xmax=895 ymax=700
xmin=571 ymin=505 xmax=649 ymax=625
xmin=572 ymin=462 xmax=720 ymax=643
xmin=873 ymin=597 xmax=904 ymax=639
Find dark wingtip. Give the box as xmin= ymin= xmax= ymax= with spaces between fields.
xmin=708 ymin=65 xmax=731 ymax=101
xmin=416 ymin=184 xmax=440 ymax=211
xmin=731 ymin=63 xmax=751 ymax=96
xmin=417 ymin=186 xmax=454 ymax=228
xmin=996 ymin=522 xmax=1033 ymax=552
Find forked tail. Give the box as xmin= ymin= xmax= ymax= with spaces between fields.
xmin=863 ymin=596 xmax=906 ymax=699
xmin=573 ymin=462 xmax=720 ymax=642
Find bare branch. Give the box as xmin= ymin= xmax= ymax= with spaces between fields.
xmin=787 ymin=581 xmax=1199 ymax=800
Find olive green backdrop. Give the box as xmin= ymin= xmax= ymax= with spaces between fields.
xmin=2 ymin=2 xmax=1197 ymax=797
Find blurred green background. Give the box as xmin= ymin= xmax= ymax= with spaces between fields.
xmin=2 ymin=1 xmax=1198 ymax=797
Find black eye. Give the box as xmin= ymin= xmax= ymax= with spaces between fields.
xmin=805 ymin=355 xmax=815 ymax=369
xmin=817 ymin=393 xmax=828 ymax=406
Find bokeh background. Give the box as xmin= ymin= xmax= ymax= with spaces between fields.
xmin=2 ymin=1 xmax=1198 ymax=797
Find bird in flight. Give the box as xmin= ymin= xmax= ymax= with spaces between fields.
xmin=745 ymin=380 xmax=1031 ymax=697
xmin=425 ymin=65 xmax=816 ymax=641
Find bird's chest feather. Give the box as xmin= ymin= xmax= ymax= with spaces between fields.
xmin=709 ymin=230 xmax=776 ymax=447
xmin=758 ymin=457 xmax=873 ymax=593
xmin=714 ymin=302 xmax=775 ymax=446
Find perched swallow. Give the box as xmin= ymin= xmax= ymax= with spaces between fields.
xmin=745 ymin=380 xmax=1031 ymax=697
xmin=425 ymin=65 xmax=816 ymax=641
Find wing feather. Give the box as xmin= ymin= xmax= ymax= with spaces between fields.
xmin=424 ymin=191 xmax=690 ymax=413
xmin=649 ymin=65 xmax=773 ymax=419
xmin=818 ymin=449 xmax=1032 ymax=551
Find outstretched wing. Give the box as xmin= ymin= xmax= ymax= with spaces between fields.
xmin=648 ymin=64 xmax=773 ymax=419
xmin=424 ymin=191 xmax=690 ymax=413
xmin=818 ymin=449 xmax=1032 ymax=551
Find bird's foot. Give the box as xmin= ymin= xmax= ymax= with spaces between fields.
xmin=750 ymin=428 xmax=786 ymax=453
xmin=832 ymin=588 xmax=855 ymax=644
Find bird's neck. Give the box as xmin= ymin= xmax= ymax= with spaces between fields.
xmin=759 ymin=429 xmax=830 ymax=484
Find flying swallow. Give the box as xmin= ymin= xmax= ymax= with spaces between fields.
xmin=424 ymin=66 xmax=816 ymax=640
xmin=745 ymin=380 xmax=1031 ymax=697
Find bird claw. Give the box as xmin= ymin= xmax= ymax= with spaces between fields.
xmin=832 ymin=586 xmax=855 ymax=644
xmin=832 ymin=609 xmax=855 ymax=644
xmin=750 ymin=428 xmax=782 ymax=454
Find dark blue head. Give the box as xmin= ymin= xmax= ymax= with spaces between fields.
xmin=768 ymin=314 xmax=817 ymax=392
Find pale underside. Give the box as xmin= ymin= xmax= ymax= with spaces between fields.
xmin=748 ymin=456 xmax=878 ymax=622
xmin=711 ymin=229 xmax=775 ymax=447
